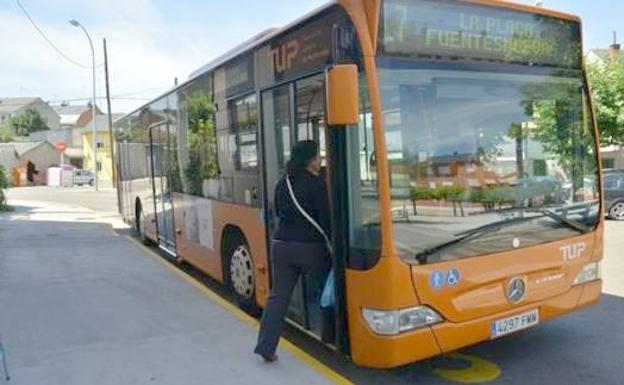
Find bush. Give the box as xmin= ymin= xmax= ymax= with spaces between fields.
xmin=410 ymin=186 xmax=436 ymax=201
xmin=411 ymin=185 xmax=467 ymax=202
xmin=0 ymin=166 xmax=8 ymax=211
xmin=436 ymin=185 xmax=466 ymax=201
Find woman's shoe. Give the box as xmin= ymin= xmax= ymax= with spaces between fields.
xmin=261 ymin=353 xmax=278 ymax=363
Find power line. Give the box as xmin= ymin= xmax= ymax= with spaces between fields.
xmin=112 ymin=86 xmax=170 ymax=97
xmin=48 ymin=97 xmax=154 ymax=103
xmin=14 ymin=0 xmax=103 ymax=69
xmin=0 ymin=97 xmax=152 ymax=109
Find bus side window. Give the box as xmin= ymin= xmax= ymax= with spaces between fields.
xmin=296 ymin=75 xmax=327 ymax=166
xmin=347 ymin=77 xmax=382 ymax=270
xmin=228 ymin=93 xmax=262 ymax=206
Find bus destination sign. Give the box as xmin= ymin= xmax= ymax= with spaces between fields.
xmin=381 ymin=0 xmax=582 ymax=69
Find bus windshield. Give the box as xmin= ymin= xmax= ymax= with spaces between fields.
xmin=376 ymin=59 xmax=600 ymax=263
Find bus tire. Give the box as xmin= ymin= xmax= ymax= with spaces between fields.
xmin=135 ymin=200 xmax=150 ymax=245
xmin=222 ymin=229 xmax=261 ymax=317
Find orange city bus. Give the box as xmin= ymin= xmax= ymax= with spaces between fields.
xmin=115 ymin=0 xmax=604 ymax=368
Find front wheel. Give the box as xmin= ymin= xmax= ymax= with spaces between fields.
xmin=609 ymin=201 xmax=624 ymax=221
xmin=224 ymin=238 xmax=260 ymax=316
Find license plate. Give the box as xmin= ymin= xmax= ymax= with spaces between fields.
xmin=491 ymin=309 xmax=539 ymax=339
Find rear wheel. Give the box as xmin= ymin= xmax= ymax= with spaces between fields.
xmin=223 ymin=231 xmax=260 ymax=316
xmin=609 ymin=201 xmax=624 ymax=221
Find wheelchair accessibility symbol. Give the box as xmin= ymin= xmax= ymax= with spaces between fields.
xmin=430 ymin=269 xmax=461 ymax=290
xmin=447 ymin=268 xmax=461 ymax=287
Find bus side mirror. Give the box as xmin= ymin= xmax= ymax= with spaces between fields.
xmin=326 ymin=64 xmax=359 ymax=126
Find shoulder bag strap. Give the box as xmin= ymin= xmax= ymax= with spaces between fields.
xmin=285 ymin=176 xmax=332 ymax=252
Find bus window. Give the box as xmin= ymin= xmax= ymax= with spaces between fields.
xmin=229 ymin=94 xmax=259 ymax=171
xmin=296 ymin=75 xmax=327 ymax=166
xmin=229 ymin=93 xmax=262 ymax=206
xmin=346 ymin=76 xmax=382 ymax=269
xmin=262 ymin=84 xmax=292 ymax=186
xmin=182 ymin=77 xmax=219 ymax=199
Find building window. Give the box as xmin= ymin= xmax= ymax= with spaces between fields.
xmin=97 ymin=161 xmax=102 ymax=172
xmin=229 ymin=94 xmax=258 ymax=170
xmin=603 ymin=158 xmax=615 ymax=170
xmin=96 ymin=141 xmax=105 ymax=149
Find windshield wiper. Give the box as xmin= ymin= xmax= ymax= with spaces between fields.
xmin=413 ymin=208 xmax=590 ymax=265
xmin=413 ymin=215 xmax=536 ymax=265
xmin=526 ymin=208 xmax=590 ymax=233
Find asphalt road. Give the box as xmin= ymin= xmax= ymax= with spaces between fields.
xmin=4 ymin=186 xmax=624 ymax=385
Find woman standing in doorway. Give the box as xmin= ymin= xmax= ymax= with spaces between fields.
xmin=254 ymin=140 xmax=331 ymax=362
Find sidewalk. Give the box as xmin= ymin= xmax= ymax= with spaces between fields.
xmin=0 ymin=199 xmax=347 ymax=385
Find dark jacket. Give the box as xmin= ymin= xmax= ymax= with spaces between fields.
xmin=273 ymin=171 xmax=331 ymax=244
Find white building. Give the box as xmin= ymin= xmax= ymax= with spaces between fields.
xmin=0 ymin=97 xmax=61 ymax=131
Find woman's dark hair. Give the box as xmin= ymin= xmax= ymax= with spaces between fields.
xmin=286 ymin=140 xmax=319 ymax=176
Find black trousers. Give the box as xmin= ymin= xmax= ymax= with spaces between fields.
xmin=254 ymin=240 xmax=330 ymax=356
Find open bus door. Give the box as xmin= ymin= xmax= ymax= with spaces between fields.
xmin=148 ymin=121 xmax=177 ymax=255
xmin=261 ymin=73 xmax=349 ymax=350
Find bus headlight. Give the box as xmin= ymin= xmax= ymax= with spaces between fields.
xmin=362 ymin=306 xmax=443 ymax=335
xmin=573 ymin=262 xmax=601 ymax=285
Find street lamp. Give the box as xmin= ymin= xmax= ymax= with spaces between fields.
xmin=69 ymin=19 xmax=98 ymax=191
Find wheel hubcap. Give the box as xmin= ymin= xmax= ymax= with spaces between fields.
xmin=230 ymin=245 xmax=255 ymax=299
xmin=611 ymin=203 xmax=624 ymax=220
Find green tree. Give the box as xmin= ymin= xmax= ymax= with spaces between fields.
xmin=520 ymin=77 xmax=595 ymax=201
xmin=0 ymin=121 xmax=15 ymax=142
xmin=587 ymin=57 xmax=624 ymax=146
xmin=184 ymin=92 xmax=218 ymax=196
xmin=8 ymin=108 xmax=49 ymax=136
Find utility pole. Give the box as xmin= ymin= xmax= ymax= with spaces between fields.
xmin=103 ymin=38 xmax=116 ymax=188
xmin=69 ymin=19 xmax=98 ymax=191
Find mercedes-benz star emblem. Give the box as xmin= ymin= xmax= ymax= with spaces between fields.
xmin=507 ymin=277 xmax=527 ymax=304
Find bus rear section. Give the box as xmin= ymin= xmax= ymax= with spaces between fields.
xmin=345 ymin=0 xmax=603 ymax=368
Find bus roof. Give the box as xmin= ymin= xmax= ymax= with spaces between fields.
xmin=116 ymin=0 xmax=581 ymax=123
xmin=116 ymin=1 xmax=336 ymax=123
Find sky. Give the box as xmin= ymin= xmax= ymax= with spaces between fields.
xmin=0 ymin=0 xmax=621 ymax=114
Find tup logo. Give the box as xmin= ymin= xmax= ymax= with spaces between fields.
xmin=561 ymin=242 xmax=587 ymax=262
xmin=271 ymin=40 xmax=300 ymax=74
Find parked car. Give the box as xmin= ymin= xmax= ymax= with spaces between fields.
xmin=604 ymin=169 xmax=624 ymax=220
xmin=73 ymin=169 xmax=94 ymax=186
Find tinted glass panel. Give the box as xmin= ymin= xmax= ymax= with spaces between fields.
xmin=296 ymin=76 xmax=327 ymax=165
xmin=184 ymin=75 xmax=219 ymax=198
xmin=377 ymin=59 xmax=599 ymax=263
xmin=226 ymin=54 xmax=255 ymax=97
xmin=230 ymin=94 xmax=259 ymax=170
xmin=347 ymin=76 xmax=382 ymax=268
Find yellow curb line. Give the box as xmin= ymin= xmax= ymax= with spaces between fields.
xmin=123 ymin=234 xmax=354 ymax=385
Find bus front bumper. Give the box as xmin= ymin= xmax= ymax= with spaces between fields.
xmin=351 ymin=280 xmax=602 ymax=368
xmin=431 ymin=279 xmax=602 ymax=353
